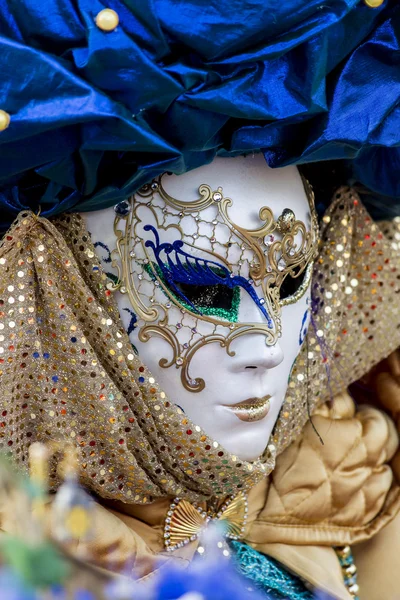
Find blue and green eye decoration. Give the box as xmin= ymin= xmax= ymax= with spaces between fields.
xmin=143 ymin=225 xmax=273 ymax=328
xmin=145 ymin=260 xmax=242 ymax=323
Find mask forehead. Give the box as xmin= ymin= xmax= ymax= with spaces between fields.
xmin=162 ymin=157 xmax=311 ymax=232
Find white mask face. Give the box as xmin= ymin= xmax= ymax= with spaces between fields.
xmin=84 ymin=155 xmax=316 ymax=462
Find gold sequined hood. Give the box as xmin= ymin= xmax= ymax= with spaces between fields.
xmin=0 ymin=211 xmax=273 ymax=504
xmin=0 ymin=187 xmax=399 ymax=506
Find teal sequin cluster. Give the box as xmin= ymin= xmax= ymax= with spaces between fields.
xmin=230 ymin=541 xmax=314 ymax=600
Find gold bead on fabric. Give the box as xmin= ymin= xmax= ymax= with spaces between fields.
xmin=95 ymin=8 xmax=119 ymax=32
xmin=364 ymin=0 xmax=384 ymax=7
xmin=0 ymin=110 xmax=10 ymax=131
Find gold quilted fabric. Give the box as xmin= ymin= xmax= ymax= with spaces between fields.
xmin=248 ymin=391 xmax=400 ymax=547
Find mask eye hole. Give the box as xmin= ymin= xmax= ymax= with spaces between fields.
xmin=279 ymin=266 xmax=305 ymax=301
xmin=278 ymin=262 xmax=313 ymax=304
xmin=174 ymin=281 xmax=235 ymax=313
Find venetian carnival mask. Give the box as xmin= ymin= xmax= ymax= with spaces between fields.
xmin=87 ymin=156 xmax=318 ymax=461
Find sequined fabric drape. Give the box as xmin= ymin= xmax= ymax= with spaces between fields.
xmin=0 ymin=212 xmax=272 ymax=504
xmin=0 ymin=189 xmax=398 ymax=505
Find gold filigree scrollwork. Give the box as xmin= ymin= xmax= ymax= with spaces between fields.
xmin=279 ymin=261 xmax=314 ymax=307
xmin=181 ymin=334 xmax=228 ymax=392
xmin=218 ymin=197 xmax=274 ymax=283
xmin=138 ymin=322 xmax=180 ymax=369
xmin=139 ymin=322 xmax=277 ymax=393
xmin=156 ymin=177 xmax=217 ymax=213
xmin=114 ymin=206 xmax=160 ymax=322
xmin=180 ymin=324 xmax=277 ymax=392
xmin=268 ymin=221 xmax=311 ymax=279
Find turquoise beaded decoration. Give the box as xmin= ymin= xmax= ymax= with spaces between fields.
xmin=230 ymin=541 xmax=314 ymax=600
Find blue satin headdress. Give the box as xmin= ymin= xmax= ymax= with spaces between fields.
xmin=0 ymin=0 xmax=399 ymax=231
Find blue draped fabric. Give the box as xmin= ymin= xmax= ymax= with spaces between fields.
xmin=0 ymin=0 xmax=399 ymax=230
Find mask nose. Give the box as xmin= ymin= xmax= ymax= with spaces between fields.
xmin=229 ymin=335 xmax=284 ymax=372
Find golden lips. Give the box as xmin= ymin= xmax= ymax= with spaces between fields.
xmin=225 ymin=396 xmax=271 ymax=422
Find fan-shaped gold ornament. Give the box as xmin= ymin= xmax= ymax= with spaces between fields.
xmin=218 ymin=492 xmax=248 ymax=539
xmin=164 ymin=491 xmax=248 ymax=551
